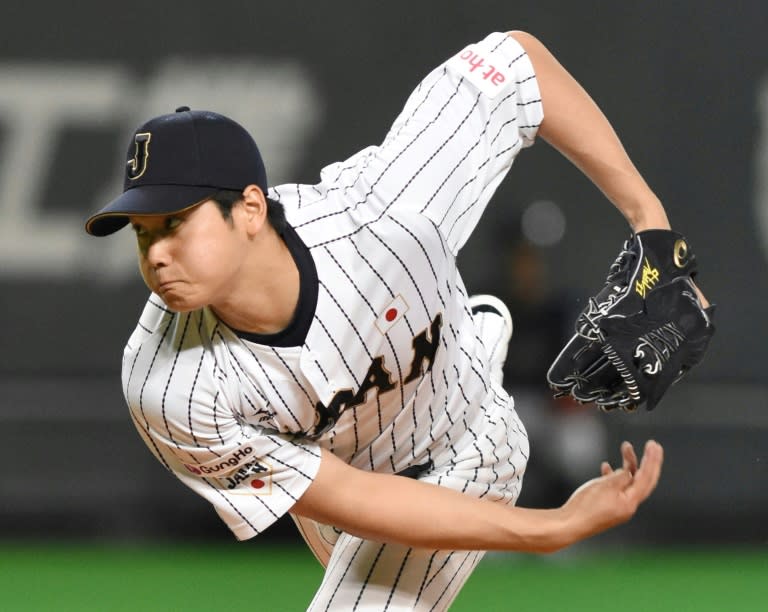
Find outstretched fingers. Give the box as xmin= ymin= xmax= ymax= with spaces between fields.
xmin=600 ymin=440 xmax=638 ymax=476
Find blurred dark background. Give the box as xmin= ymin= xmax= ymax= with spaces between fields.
xmin=1 ymin=0 xmax=766 ymax=548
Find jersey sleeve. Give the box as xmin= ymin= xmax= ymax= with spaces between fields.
xmin=122 ymin=300 xmax=322 ymax=541
xmin=316 ymin=32 xmax=543 ymax=255
xmin=131 ymin=415 xmax=322 ymax=541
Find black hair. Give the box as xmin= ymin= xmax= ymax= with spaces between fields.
xmin=210 ymin=189 xmax=287 ymax=234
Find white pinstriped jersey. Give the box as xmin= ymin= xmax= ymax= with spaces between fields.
xmin=123 ymin=32 xmax=543 ymax=540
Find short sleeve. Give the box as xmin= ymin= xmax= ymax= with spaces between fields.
xmin=123 ymin=303 xmax=322 ymax=541
xmin=169 ymin=427 xmax=321 ymax=540
xmin=311 ymin=32 xmax=543 ymax=254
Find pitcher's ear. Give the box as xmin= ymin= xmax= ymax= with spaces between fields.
xmin=241 ymin=184 xmax=268 ymax=232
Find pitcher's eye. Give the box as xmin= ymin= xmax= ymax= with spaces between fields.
xmin=131 ymin=224 xmax=148 ymax=237
xmin=165 ymin=217 xmax=182 ymax=232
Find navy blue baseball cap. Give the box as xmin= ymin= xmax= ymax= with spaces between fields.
xmin=85 ymin=106 xmax=267 ymax=236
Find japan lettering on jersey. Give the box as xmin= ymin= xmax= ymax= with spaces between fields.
xmin=122 ymin=32 xmax=542 ymax=540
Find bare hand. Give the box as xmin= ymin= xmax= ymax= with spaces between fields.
xmin=562 ymin=440 xmax=664 ymax=543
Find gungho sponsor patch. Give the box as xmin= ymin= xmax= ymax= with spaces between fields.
xmin=183 ymin=444 xmax=256 ymax=477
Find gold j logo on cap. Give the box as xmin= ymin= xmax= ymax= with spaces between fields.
xmin=127 ymin=132 xmax=152 ymax=180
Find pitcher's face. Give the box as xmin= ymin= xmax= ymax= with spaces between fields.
xmin=130 ymin=200 xmax=249 ymax=312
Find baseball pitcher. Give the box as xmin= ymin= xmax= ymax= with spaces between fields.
xmin=84 ymin=31 xmax=713 ymax=610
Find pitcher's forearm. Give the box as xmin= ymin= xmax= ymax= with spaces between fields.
xmin=508 ymin=31 xmax=670 ymax=232
xmin=292 ymin=450 xmax=571 ymax=553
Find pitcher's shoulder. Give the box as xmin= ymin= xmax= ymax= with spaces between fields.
xmin=124 ymin=295 xmax=177 ymax=351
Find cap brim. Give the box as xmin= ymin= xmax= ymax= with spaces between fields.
xmin=85 ymin=184 xmax=222 ymax=236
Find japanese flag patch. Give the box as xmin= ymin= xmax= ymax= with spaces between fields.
xmin=376 ymin=294 xmax=409 ymax=334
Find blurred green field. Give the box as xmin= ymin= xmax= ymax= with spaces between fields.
xmin=0 ymin=544 xmax=764 ymax=611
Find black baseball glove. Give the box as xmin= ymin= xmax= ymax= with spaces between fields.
xmin=547 ymin=229 xmax=715 ymax=411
